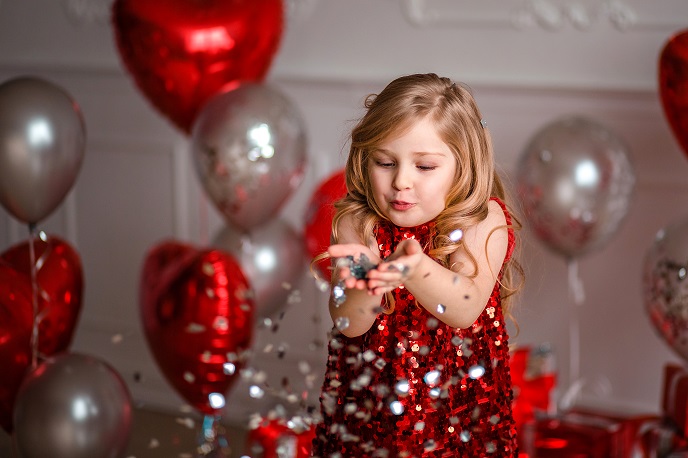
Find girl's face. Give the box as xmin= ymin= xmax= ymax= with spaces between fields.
xmin=368 ymin=116 xmax=457 ymax=227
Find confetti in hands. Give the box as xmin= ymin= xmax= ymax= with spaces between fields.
xmin=331 ymin=254 xmax=378 ymax=306
xmin=329 ymin=238 xmax=424 ymax=304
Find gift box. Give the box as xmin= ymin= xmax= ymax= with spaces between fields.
xmin=523 ymin=409 xmax=659 ymax=458
xmin=662 ymin=364 xmax=688 ymax=438
xmin=510 ymin=345 xmax=557 ymax=435
xmin=245 ymin=418 xmax=315 ymax=458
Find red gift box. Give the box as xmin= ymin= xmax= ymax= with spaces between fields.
xmin=662 ymin=364 xmax=688 ymax=438
xmin=523 ymin=409 xmax=658 ymax=458
xmin=510 ymin=346 xmax=556 ymax=434
xmin=245 ymin=418 xmax=315 ymax=458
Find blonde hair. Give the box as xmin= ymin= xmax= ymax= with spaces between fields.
xmin=327 ymin=73 xmax=523 ymax=318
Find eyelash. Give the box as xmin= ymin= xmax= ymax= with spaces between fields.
xmin=375 ymin=161 xmax=437 ymax=171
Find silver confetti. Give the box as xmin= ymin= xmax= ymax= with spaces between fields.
xmin=208 ymin=392 xmax=225 ymax=409
xmin=436 ymin=304 xmax=446 ymax=314
xmin=389 ymin=401 xmax=404 ymax=415
xmin=335 ymin=316 xmax=350 ymax=331
xmin=249 ymin=385 xmax=265 ymax=399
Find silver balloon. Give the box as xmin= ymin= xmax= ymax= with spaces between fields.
xmin=0 ymin=76 xmax=86 ymax=224
xmin=643 ymin=215 xmax=688 ymax=363
xmin=13 ymin=353 xmax=132 ymax=458
xmin=516 ymin=116 xmax=635 ymax=258
xmin=191 ymin=83 xmax=308 ymax=232
xmin=212 ymin=218 xmax=306 ymax=319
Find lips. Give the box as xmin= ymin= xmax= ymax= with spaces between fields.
xmin=390 ymin=200 xmax=415 ymax=211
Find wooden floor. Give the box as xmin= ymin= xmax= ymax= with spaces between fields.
xmin=0 ymin=406 xmax=249 ymax=457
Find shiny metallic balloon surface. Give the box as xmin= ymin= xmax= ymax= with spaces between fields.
xmin=212 ymin=218 xmax=306 ymax=319
xmin=13 ymin=353 xmax=132 ymax=458
xmin=0 ymin=77 xmax=85 ymax=224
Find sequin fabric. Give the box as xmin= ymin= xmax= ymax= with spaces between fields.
xmin=312 ymin=198 xmax=518 ymax=457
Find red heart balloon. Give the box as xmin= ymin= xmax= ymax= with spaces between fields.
xmin=1 ymin=235 xmax=84 ymax=356
xmin=0 ymin=263 xmax=33 ymax=433
xmin=140 ymin=240 xmax=254 ymax=414
xmin=0 ymin=234 xmax=83 ymax=432
xmin=304 ymin=170 xmax=347 ymax=281
xmin=112 ymin=0 xmax=284 ymax=134
xmin=659 ymin=29 xmax=688 ymax=158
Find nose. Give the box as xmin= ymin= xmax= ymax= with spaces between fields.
xmin=393 ymin=165 xmax=412 ymax=190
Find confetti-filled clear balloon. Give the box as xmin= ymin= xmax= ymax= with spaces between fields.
xmin=191 ymin=83 xmax=307 ymax=231
xmin=644 ymin=213 xmax=688 ymax=362
xmin=517 ymin=116 xmax=635 ymax=258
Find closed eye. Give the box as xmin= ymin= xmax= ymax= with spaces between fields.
xmin=375 ymin=161 xmax=395 ymax=168
xmin=418 ymin=165 xmax=437 ymax=171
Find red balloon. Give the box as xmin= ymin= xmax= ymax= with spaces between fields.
xmin=659 ymin=29 xmax=688 ymax=158
xmin=1 ymin=235 xmax=84 ymax=356
xmin=0 ymin=234 xmax=83 ymax=432
xmin=0 ymin=263 xmax=32 ymax=433
xmin=304 ymin=170 xmax=346 ymax=281
xmin=112 ymin=0 xmax=284 ymax=134
xmin=246 ymin=418 xmax=315 ymax=458
xmin=140 ymin=240 xmax=254 ymax=414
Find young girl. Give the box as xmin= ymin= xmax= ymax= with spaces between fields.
xmin=312 ymin=73 xmax=522 ymax=457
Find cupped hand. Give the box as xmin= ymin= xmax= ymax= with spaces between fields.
xmin=328 ymin=244 xmax=382 ymax=291
xmin=366 ymin=238 xmax=424 ymax=295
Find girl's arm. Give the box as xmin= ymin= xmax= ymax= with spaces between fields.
xmin=335 ymin=200 xmax=509 ymax=329
xmin=327 ymin=213 xmax=384 ymax=337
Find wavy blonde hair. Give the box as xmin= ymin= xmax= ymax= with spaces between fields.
xmin=326 ymin=73 xmax=523 ymax=319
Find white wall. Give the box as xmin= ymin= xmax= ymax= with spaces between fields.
xmin=1 ymin=0 xmax=688 ymax=422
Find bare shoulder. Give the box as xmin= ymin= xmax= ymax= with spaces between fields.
xmin=456 ymin=200 xmax=509 ymax=265
xmin=485 ymin=199 xmax=508 ymax=228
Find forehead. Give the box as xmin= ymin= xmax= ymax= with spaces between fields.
xmin=376 ymin=116 xmax=451 ymax=155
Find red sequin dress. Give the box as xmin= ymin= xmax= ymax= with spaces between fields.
xmin=312 ymin=198 xmax=518 ymax=457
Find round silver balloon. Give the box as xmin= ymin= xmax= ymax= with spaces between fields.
xmin=516 ymin=116 xmax=635 ymax=258
xmin=191 ymin=83 xmax=308 ymax=232
xmin=212 ymin=218 xmax=306 ymax=319
xmin=13 ymin=353 xmax=132 ymax=458
xmin=0 ymin=76 xmax=86 ymax=224
xmin=643 ymin=215 xmax=688 ymax=363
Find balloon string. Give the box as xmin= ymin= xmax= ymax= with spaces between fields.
xmin=28 ymin=223 xmax=39 ymax=369
xmin=559 ymin=258 xmax=585 ymax=411
xmin=567 ymin=258 xmax=585 ymax=305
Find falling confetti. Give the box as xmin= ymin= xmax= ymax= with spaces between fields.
xmin=335 ymin=316 xmax=350 ymax=331
xmin=249 ymin=385 xmax=265 ymax=399
xmin=208 ymin=393 xmax=226 ymax=409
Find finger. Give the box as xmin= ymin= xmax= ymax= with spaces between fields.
xmin=379 ymin=261 xmax=410 ymax=276
xmin=367 ymin=270 xmax=404 ymax=283
xmin=328 ymin=244 xmax=368 ymax=258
